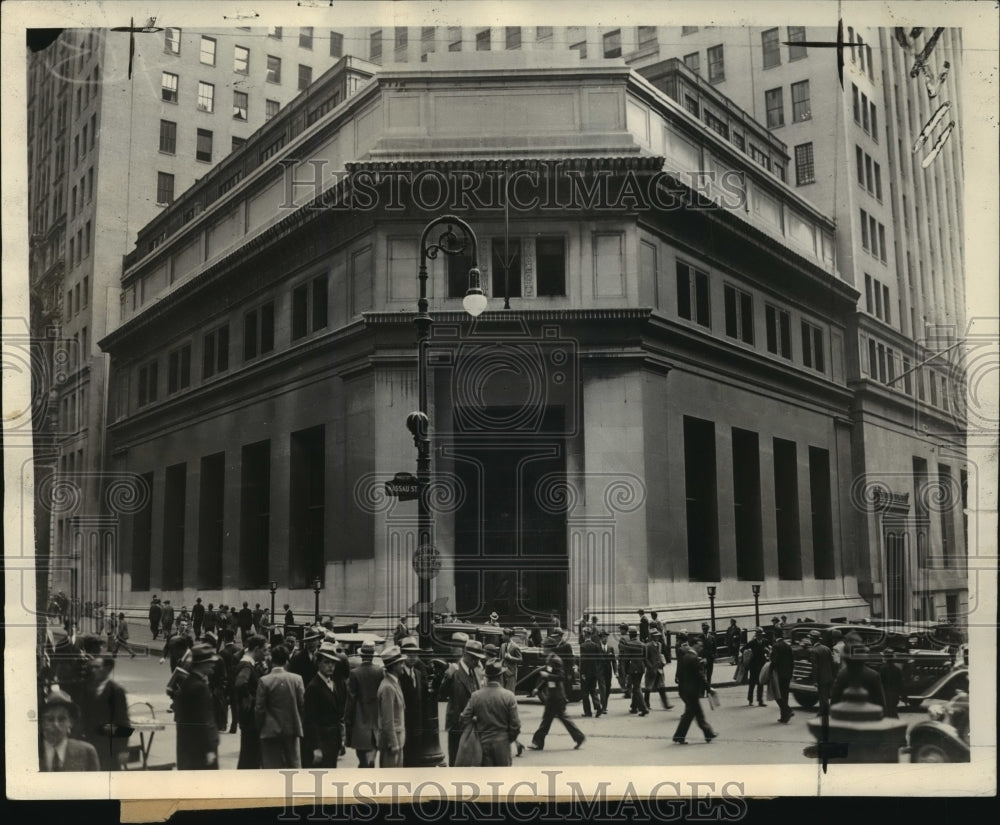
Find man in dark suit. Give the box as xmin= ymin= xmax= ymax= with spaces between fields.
xmin=672 ymin=641 xmax=717 ymax=744
xmin=234 ymin=635 xmax=268 ymax=769
xmin=255 ymin=644 xmax=306 ymax=768
xmin=346 ymin=642 xmax=383 ymax=767
xmin=637 ymin=609 xmax=650 ymax=643
xmin=175 ymin=644 xmax=221 ymax=769
xmin=622 ymin=626 xmax=648 ymax=715
xmin=596 ymin=630 xmax=616 ymax=713
xmin=769 ymin=633 xmax=795 ymax=723
xmin=745 ymin=627 xmax=770 ymax=707
xmin=809 ymin=630 xmax=836 ymax=716
xmin=191 ymin=598 xmax=205 ymax=640
xmin=289 ymin=627 xmax=323 ymax=766
xmin=643 ymin=629 xmax=673 ymax=710
xmin=160 ymin=600 xmax=175 ymax=636
xmin=237 ymin=602 xmax=254 ymax=645
xmin=700 ymin=623 xmax=718 ymax=686
xmin=305 ymin=642 xmax=347 ymax=768
xmin=397 ymin=637 xmax=428 ymax=767
xmin=578 ymin=628 xmax=604 ymax=717
xmin=283 ymin=604 xmax=295 ymax=634
xmin=252 ymin=604 xmax=264 ymax=634
xmin=217 ymin=629 xmax=243 ymax=734
xmin=77 ymin=654 xmax=133 ymax=770
xmin=528 ymin=654 xmax=585 ymax=751
xmin=148 ymin=597 xmax=162 ymax=640
xmin=39 ymin=689 xmax=101 ymax=771
xmin=438 ymin=639 xmax=486 ymax=766
xmin=831 ymin=647 xmax=885 ymax=708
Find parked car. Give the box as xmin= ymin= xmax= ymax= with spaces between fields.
xmin=906 ymin=663 xmax=969 ymax=709
xmin=786 ymin=623 xmax=953 ymax=709
xmin=904 ymin=690 xmax=970 ymax=762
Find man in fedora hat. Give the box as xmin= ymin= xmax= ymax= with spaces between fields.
xmin=346 ymin=641 xmax=383 ymax=768
xmin=289 ymin=626 xmax=324 ymax=766
xmin=234 ymin=635 xmax=268 ymax=768
xmin=644 ymin=629 xmax=674 ymax=711
xmin=77 ymin=654 xmax=133 ymax=770
xmin=595 ymin=630 xmax=616 ymax=714
xmin=255 ymin=644 xmax=306 ymax=768
xmin=438 ymin=639 xmax=486 ymax=766
xmin=397 ymin=637 xmax=428 ymax=768
xmin=579 ymin=627 xmax=604 ymax=717
xmin=487 ymin=611 xmax=501 ymax=626
xmin=528 ymin=654 xmax=585 ymax=751
xmin=376 ymin=646 xmax=407 ymax=767
xmin=745 ymin=627 xmax=770 ymax=707
xmin=39 ymin=688 xmax=100 ymax=771
xmin=175 ymin=644 xmax=222 ymax=769
xmin=622 ymin=626 xmax=649 ymax=715
xmin=459 ymin=659 xmax=522 ymax=766
xmin=672 ymin=640 xmax=717 ymax=745
xmin=305 ymin=641 xmax=348 ymax=768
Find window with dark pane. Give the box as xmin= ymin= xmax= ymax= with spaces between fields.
xmin=536 ymin=237 xmax=565 ymax=296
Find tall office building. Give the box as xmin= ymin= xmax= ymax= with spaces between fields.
xmin=27 ymin=25 xmax=370 ymax=614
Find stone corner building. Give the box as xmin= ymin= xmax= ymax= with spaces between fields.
xmin=98 ymin=48 xmax=966 ymax=631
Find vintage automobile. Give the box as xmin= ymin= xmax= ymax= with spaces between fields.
xmin=906 ymin=663 xmax=969 ymax=709
xmin=785 ymin=623 xmax=954 ymax=710
xmin=904 ymin=690 xmax=970 ymax=762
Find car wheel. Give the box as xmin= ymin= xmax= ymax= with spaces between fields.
xmin=792 ymin=691 xmax=818 ymax=709
xmin=914 ymin=742 xmax=952 ymax=763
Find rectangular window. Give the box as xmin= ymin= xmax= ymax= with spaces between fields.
xmin=370 ymin=30 xmax=382 ymax=62
xmin=299 ymin=26 xmax=313 ymax=49
xmin=239 ymin=441 xmax=271 ymax=588
xmin=570 ymin=41 xmax=587 ymax=59
xmin=233 ymin=91 xmax=248 ymax=120
xmin=243 ymin=302 xmax=275 ymax=361
xmin=130 ymin=471 xmax=154 ymax=590
xmin=773 ymin=438 xmax=802 ymax=580
xmin=289 ymin=427 xmax=325 ymax=587
xmin=791 ymin=80 xmax=811 ymax=122
xmin=809 ymin=447 xmax=835 ymax=578
xmin=870 ymin=215 xmax=879 ymax=257
xmin=536 ymin=236 xmax=566 ymax=296
xmin=196 ymin=128 xmax=213 ymax=163
xmin=200 ymin=36 xmax=216 ymax=65
xmin=865 ymin=154 xmax=873 ymax=192
xmin=159 ymin=119 xmax=176 ymax=153
xmin=749 ymin=144 xmax=769 ymax=169
xmin=492 ymin=238 xmax=522 ymax=299
xmin=856 ymin=146 xmax=865 ymax=184
xmin=447 ymin=249 xmax=475 ymax=298
xmin=852 ymin=84 xmax=860 ymax=123
xmin=603 ymin=29 xmax=622 ymax=58
xmin=870 ymin=102 xmax=878 ymax=141
xmin=298 ymin=64 xmax=313 ymax=91
xmin=161 ymin=72 xmax=178 ymax=103
xmin=707 ymin=44 xmax=725 ymax=83
xmin=82 ymin=276 xmax=89 ymax=307
xmin=505 ymin=27 xmax=522 ymax=50
xmin=939 ymin=464 xmax=957 ymax=567
xmin=762 ymin=28 xmax=781 ymax=69
xmin=267 ymin=55 xmax=281 ymax=83
xmin=874 ymin=278 xmax=883 ymax=317
xmin=874 ymin=163 xmax=882 ymax=199
xmin=732 ymin=428 xmax=764 ymax=580
xmin=167 ymin=344 xmax=192 ymax=394
xmin=638 ymin=26 xmax=658 ymax=47
xmin=292 ymin=275 xmax=329 ymax=340
xmin=765 ymin=304 xmax=792 ymax=358
xmin=137 ymin=360 xmax=158 ymax=406
xmin=794 ymin=143 xmax=815 ymax=185
xmin=476 ymin=29 xmax=491 ymax=51
xmin=683 ymin=52 xmax=701 ymax=75
xmin=682 ymin=26 xmax=699 ymax=35
xmin=197 ymin=81 xmax=214 ymax=112
xmin=902 ymin=357 xmax=912 ymax=394
xmin=394 ymin=27 xmax=408 ymax=50
xmin=162 ymin=463 xmax=186 ymax=589
xmin=232 ymin=136 xmax=247 ymax=152
xmin=536 ymin=27 xmax=553 ymax=41
xmin=268 ymin=27 xmax=282 ymax=39
xmin=866 ymin=44 xmax=874 ymax=79
xmin=787 ymin=26 xmax=807 ymax=60
xmin=330 ymin=31 xmax=344 ymax=57
xmin=265 ymin=99 xmax=280 ymax=121
xmin=676 ymin=262 xmax=711 ymax=328
xmin=704 ymin=111 xmax=729 ymax=140
xmin=84 ymin=221 xmax=90 ymax=257
xmin=156 ymin=172 xmax=174 ymax=205
xmin=165 ymin=27 xmax=181 ymax=54
xmin=878 ymin=224 xmax=887 ymax=262
xmin=724 ymin=284 xmax=754 ymax=344
xmin=684 ymin=95 xmax=700 ymax=117
xmin=202 ymin=325 xmax=229 ymax=378
xmin=684 ymin=416 xmax=720 ymax=582
xmin=197 ymin=453 xmax=225 ymax=589
xmin=860 ymin=209 xmax=869 ymax=249
xmin=861 ymin=92 xmax=870 ymax=132
xmin=448 ymin=27 xmax=462 ymax=52
xmin=857 ymin=35 xmax=866 ymax=72
xmin=234 ymin=45 xmax=249 ymax=73
xmin=801 ymin=321 xmax=824 ymax=372
xmin=865 ymin=273 xmax=874 ymax=313
xmin=765 ymin=87 xmax=784 ymax=128
xmin=883 ymin=284 xmax=891 ymax=324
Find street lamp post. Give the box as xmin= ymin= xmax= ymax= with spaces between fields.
xmin=706 ymin=586 xmax=717 ymax=634
xmin=406 ymin=215 xmax=484 ymax=768
xmin=269 ymin=581 xmax=278 ymax=637
xmin=751 ymin=584 xmax=761 ymax=628
xmin=313 ymin=577 xmax=322 ymax=624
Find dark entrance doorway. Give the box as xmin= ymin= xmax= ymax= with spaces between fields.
xmin=451 ymin=406 xmax=567 ymax=624
xmin=884 ymin=532 xmax=907 ymax=621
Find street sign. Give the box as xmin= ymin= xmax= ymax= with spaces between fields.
xmin=413 ymin=545 xmax=442 ymax=579
xmin=385 ymin=472 xmax=422 ymax=501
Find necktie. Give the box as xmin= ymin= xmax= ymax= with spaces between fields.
xmin=52 ymin=751 xmax=62 ymax=771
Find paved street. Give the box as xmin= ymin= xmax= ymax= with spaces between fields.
xmin=92 ymin=630 xmax=919 ymax=769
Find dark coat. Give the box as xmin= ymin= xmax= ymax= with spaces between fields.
xmin=304 ymin=675 xmax=346 ymax=765
xmin=596 ymin=640 xmax=616 ymax=683
xmin=148 ymin=601 xmax=162 ymax=624
xmin=346 ymin=662 xmax=383 ymax=749
xmin=175 ymin=673 xmax=219 ymax=769
xmin=579 ymin=639 xmax=602 ymax=679
xmin=160 ymin=604 xmax=175 ymax=627
xmin=811 ymin=643 xmax=835 ymax=685
xmin=163 ymin=631 xmax=193 ymax=670
xmin=831 ymin=662 xmax=885 ymax=708
xmin=878 ymin=661 xmax=905 ymax=710
xmin=638 ymin=615 xmax=650 ymax=642
xmin=238 ymin=608 xmax=254 ymax=631
xmin=284 ymin=608 xmax=296 ymax=627
xmin=397 ymin=660 xmax=427 ymax=747
xmin=40 ymin=738 xmax=100 ymax=771
xmin=675 ymin=649 xmax=710 ymax=701
xmin=439 ymin=662 xmax=483 ymax=731
xmin=191 ymin=603 xmax=205 ymax=623
xmin=233 ymin=658 xmax=262 ymax=731
xmin=288 ymin=648 xmax=319 ymax=688
xmin=77 ymin=680 xmax=132 ymax=770
xmin=769 ymin=638 xmax=794 ymax=682
xmin=745 ymin=638 xmax=769 ymax=674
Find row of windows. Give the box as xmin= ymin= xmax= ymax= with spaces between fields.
xmin=64 ymin=276 xmax=90 ymax=321
xmin=72 ymin=113 xmax=97 ymax=169
xmin=70 ymin=167 xmax=94 ymax=218
xmin=764 ymin=80 xmax=811 ymax=128
xmin=66 ymin=222 xmax=92 ymax=272
xmin=682 ymin=44 xmax=726 ymax=84
xmin=60 ymin=386 xmax=88 ymax=434
xmin=855 ymin=146 xmax=883 ymax=200
xmin=165 ymin=27 xmax=340 ymax=57
xmin=859 ymin=208 xmax=888 ymax=262
xmin=161 ymin=68 xmax=312 ymax=112
xmin=852 ymin=84 xmax=879 ymax=141
xmin=675 ymin=262 xmax=826 ymax=373
xmin=864 ymin=334 xmax=954 ymax=413
xmin=762 ymin=27 xmax=808 ymax=68
xmin=864 ymin=273 xmax=892 ymax=324
xmin=847 ymin=27 xmax=876 ymax=81
xmin=73 ymin=65 xmax=101 ymax=121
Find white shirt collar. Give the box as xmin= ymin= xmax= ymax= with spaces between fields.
xmin=44 ymin=740 xmax=68 ymax=770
